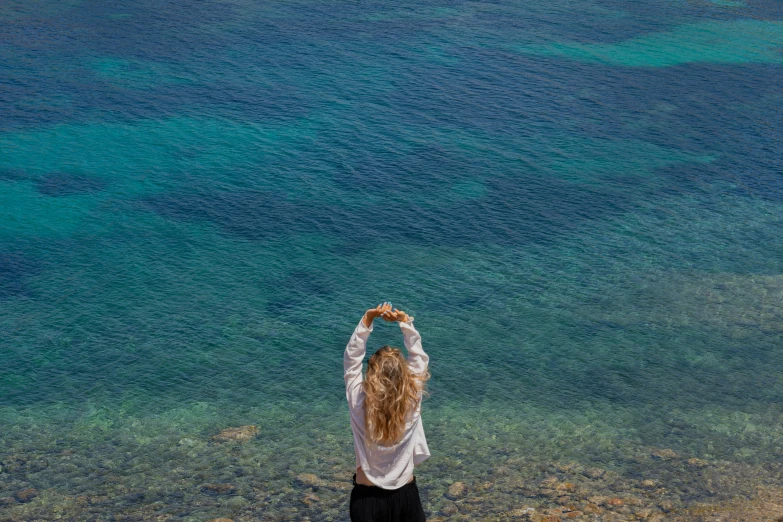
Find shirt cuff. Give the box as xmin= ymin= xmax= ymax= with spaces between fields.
xmin=357 ymin=317 xmax=374 ymax=333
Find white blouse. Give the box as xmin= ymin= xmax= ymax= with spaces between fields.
xmin=344 ymin=318 xmax=431 ymax=490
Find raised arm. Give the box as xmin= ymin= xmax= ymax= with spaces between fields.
xmin=344 ymin=303 xmax=392 ymax=401
xmin=380 ymin=308 xmax=429 ymax=376
xmin=400 ymin=319 xmax=428 ymax=376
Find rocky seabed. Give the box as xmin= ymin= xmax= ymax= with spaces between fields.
xmin=2 ymin=424 xmax=783 ymax=522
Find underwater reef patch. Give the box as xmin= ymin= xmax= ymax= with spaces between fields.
xmin=34 ymin=172 xmax=106 ymax=197
xmin=0 ymin=251 xmax=38 ymax=298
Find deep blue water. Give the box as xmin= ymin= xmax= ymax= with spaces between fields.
xmin=1 ymin=0 xmax=783 ymax=517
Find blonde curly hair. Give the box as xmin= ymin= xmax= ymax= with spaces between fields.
xmin=364 ymin=345 xmax=430 ymax=446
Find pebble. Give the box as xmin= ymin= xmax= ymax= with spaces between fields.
xmin=211 ymin=425 xmax=260 ymax=443
xmin=555 ymin=482 xmax=575 ymax=492
xmin=301 ymin=492 xmax=320 ymax=506
xmin=476 ymin=481 xmax=494 ymax=491
xmin=557 ymin=462 xmax=578 ymax=473
xmin=651 ymin=448 xmax=678 ymax=460
xmin=14 ymin=488 xmax=39 ymax=503
xmin=659 ymin=499 xmax=674 ymax=512
xmin=606 ymin=497 xmax=624 ymax=507
xmin=583 ymin=467 xmax=606 ymax=479
xmin=226 ymin=496 xmax=249 ymax=509
xmin=582 ymin=502 xmax=602 ymax=514
xmin=447 ymin=481 xmax=468 ymax=499
xmin=296 ymin=473 xmax=325 ymax=488
xmin=493 ymin=465 xmax=511 ymax=476
xmin=625 ymin=496 xmax=644 ymax=507
xmin=687 ymin=457 xmax=708 ymax=468
xmin=641 ymin=479 xmax=657 ymax=489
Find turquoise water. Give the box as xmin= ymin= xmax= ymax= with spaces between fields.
xmin=1 ymin=0 xmax=782 ymax=519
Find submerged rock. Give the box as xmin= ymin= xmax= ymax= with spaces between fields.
xmin=583 ymin=467 xmax=606 ymax=479
xmin=651 ymin=448 xmax=678 ymax=460
xmin=201 ymin=483 xmax=238 ymax=495
xmin=14 ymin=488 xmax=39 ymax=503
xmin=687 ymin=457 xmax=709 ymax=468
xmin=677 ymin=485 xmax=783 ymax=520
xmin=296 ymin=473 xmax=326 ymax=488
xmin=492 ymin=465 xmax=511 ymax=476
xmin=509 ymin=506 xmax=536 ymax=517
xmin=447 ymin=481 xmax=467 ymax=499
xmin=302 ymin=492 xmax=320 ymax=506
xmin=555 ymin=482 xmax=575 ymax=493
xmin=2 ymin=455 xmax=27 ymax=473
xmin=211 ymin=425 xmax=260 ymax=443
xmin=226 ymin=496 xmax=249 ymax=509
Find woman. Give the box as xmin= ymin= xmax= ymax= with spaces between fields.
xmin=344 ymin=302 xmax=431 ymax=522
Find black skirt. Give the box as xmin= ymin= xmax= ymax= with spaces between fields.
xmin=350 ymin=474 xmax=426 ymax=522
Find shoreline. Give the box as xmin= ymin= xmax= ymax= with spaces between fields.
xmin=2 ymin=461 xmax=782 ymax=521
xmin=3 ymin=401 xmax=783 ymax=520
xmin=3 ymin=420 xmax=783 ymax=521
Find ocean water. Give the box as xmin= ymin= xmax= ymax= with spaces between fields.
xmin=1 ymin=0 xmax=782 ymax=520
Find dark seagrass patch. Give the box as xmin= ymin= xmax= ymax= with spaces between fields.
xmin=35 ymin=172 xmax=106 ymax=197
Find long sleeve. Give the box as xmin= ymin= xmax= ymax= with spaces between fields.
xmin=400 ymin=319 xmax=428 ymax=376
xmin=344 ymin=318 xmax=373 ymax=405
xmin=346 ymin=316 xmax=432 ymax=489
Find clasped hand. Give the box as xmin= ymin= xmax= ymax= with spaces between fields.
xmin=363 ymin=302 xmax=410 ymax=326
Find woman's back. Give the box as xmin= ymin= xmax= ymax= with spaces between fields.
xmin=344 ymin=306 xmax=430 ymax=490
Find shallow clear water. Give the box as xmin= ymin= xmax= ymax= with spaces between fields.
xmin=1 ymin=0 xmax=782 ymax=520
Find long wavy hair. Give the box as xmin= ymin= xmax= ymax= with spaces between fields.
xmin=364 ymin=345 xmax=430 ymax=446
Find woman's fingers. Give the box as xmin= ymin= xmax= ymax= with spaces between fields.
xmin=375 ymin=303 xmax=407 ymax=321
